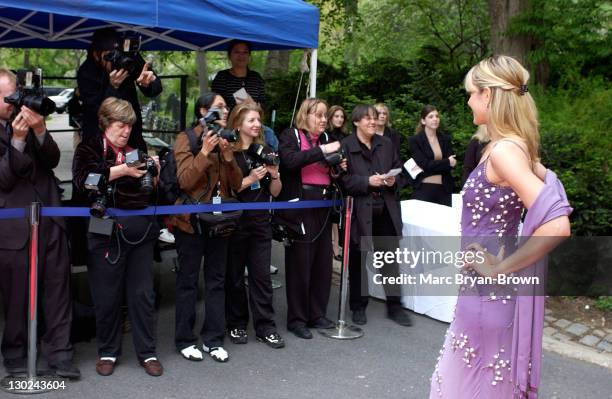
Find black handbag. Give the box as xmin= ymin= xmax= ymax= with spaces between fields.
xmin=191 ymin=197 xmax=243 ymax=238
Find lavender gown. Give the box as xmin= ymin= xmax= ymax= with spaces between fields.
xmin=430 ymin=160 xmax=524 ymax=398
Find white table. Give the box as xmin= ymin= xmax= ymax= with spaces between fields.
xmin=366 ymin=195 xmax=462 ymax=322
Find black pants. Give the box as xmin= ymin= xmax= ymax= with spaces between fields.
xmin=87 ymin=223 xmax=157 ymax=361
xmin=349 ymin=206 xmax=402 ymax=312
xmin=225 ymin=214 xmax=277 ymax=337
xmin=174 ymin=222 xmax=229 ymax=349
xmin=411 ymin=182 xmax=451 ymax=207
xmin=0 ymin=221 xmax=73 ymax=366
xmin=285 ymin=191 xmax=333 ymax=330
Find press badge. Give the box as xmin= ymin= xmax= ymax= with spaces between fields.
xmin=250 ymin=180 xmax=261 ymax=190
xmin=212 ymin=196 xmax=222 ymax=215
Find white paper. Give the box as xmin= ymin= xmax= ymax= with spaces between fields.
xmin=233 ymin=87 xmax=249 ymax=102
xmin=383 ymin=168 xmax=403 ymax=178
xmin=404 ymin=158 xmax=423 ymax=179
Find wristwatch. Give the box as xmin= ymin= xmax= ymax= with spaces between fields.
xmin=271 ymin=172 xmax=280 ymax=180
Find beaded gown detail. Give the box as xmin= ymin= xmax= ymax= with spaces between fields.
xmin=429 ymin=159 xmax=524 ymax=398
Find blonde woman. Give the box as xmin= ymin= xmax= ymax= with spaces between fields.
xmin=429 ymin=56 xmax=571 ymax=398
xmin=374 ymin=103 xmax=401 ymax=159
xmin=224 ymin=102 xmax=284 ymax=348
xmin=277 ymin=98 xmax=341 ymax=339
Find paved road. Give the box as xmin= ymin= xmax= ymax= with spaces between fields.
xmin=1 ymin=114 xmax=607 ymax=398
xmin=1 ymin=246 xmax=611 ymax=399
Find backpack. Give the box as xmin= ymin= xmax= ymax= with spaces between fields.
xmin=157 ymin=129 xmax=200 ymax=205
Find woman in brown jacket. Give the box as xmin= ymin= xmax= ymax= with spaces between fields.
xmin=171 ymin=92 xmax=242 ymax=363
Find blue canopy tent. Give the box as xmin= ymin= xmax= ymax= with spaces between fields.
xmin=0 ymin=0 xmax=320 ymax=95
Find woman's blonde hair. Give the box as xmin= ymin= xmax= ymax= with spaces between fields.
xmin=98 ymin=97 xmax=136 ymax=132
xmin=471 ymin=125 xmax=488 ymax=142
xmin=464 ymin=55 xmax=540 ymax=162
xmin=228 ymin=101 xmax=264 ymax=150
xmin=295 ymin=98 xmax=328 ymax=132
xmin=374 ymin=103 xmax=391 ymax=127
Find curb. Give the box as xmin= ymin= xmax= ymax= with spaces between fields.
xmin=543 ymin=335 xmax=612 ymax=370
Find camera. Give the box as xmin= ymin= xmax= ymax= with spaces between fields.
xmin=125 ymin=149 xmax=158 ymax=195
xmin=84 ymin=173 xmax=112 ymax=218
xmin=4 ymin=69 xmax=56 ymax=117
xmin=201 ymin=109 xmax=238 ymax=143
xmin=103 ymin=33 xmax=146 ymax=78
xmin=247 ymin=143 xmax=280 ymax=166
xmin=324 ymin=149 xmax=346 ymax=176
xmin=246 ymin=143 xmax=280 ymax=186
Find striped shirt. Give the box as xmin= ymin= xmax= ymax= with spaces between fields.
xmin=211 ymin=69 xmax=266 ymax=111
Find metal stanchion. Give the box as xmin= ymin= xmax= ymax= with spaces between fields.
xmin=1 ymin=202 xmax=55 ymax=394
xmin=320 ymin=196 xmax=363 ymax=340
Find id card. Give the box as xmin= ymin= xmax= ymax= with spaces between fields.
xmin=250 ymin=180 xmax=261 ymax=190
xmin=212 ymin=196 xmax=222 ymax=215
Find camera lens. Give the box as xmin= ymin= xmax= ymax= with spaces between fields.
xmin=90 ymin=196 xmax=107 ymax=218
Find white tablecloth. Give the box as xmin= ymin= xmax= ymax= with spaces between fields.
xmin=366 ymin=195 xmax=462 ymax=322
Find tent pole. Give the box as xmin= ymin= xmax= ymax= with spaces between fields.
xmin=309 ymin=48 xmax=317 ymax=98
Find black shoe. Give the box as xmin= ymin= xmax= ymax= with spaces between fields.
xmin=309 ymin=317 xmax=335 ymax=329
xmin=4 ymin=358 xmax=26 ymax=375
xmin=228 ymin=328 xmax=248 ymax=344
xmin=352 ymin=309 xmax=367 ymax=325
xmin=387 ymin=307 xmax=413 ymax=326
xmin=257 ymin=332 xmax=286 ymax=349
xmin=49 ymin=359 xmax=81 ymax=380
xmin=288 ymin=326 xmax=313 ymax=339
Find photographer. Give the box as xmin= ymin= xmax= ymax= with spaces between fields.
xmin=77 ymin=27 xmax=161 ymax=152
xmin=224 ymin=102 xmax=284 ymax=349
xmin=72 ymin=97 xmax=163 ymax=377
xmin=339 ymin=105 xmax=412 ymax=327
xmin=170 ymin=92 xmax=242 ymax=363
xmin=277 ymin=98 xmax=344 ymax=339
xmin=0 ymin=69 xmax=79 ymax=378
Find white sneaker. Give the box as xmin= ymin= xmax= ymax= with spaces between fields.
xmin=202 ymin=345 xmax=229 ymax=363
xmin=270 ymin=265 xmax=278 ymax=274
xmin=180 ymin=345 xmax=203 ymax=361
xmin=159 ymin=228 xmax=175 ymax=244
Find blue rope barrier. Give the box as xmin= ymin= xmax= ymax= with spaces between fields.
xmin=0 ymin=208 xmax=26 ymax=219
xmin=0 ymin=200 xmax=342 ymax=219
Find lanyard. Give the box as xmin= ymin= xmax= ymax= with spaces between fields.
xmin=102 ymin=135 xmax=128 ymax=165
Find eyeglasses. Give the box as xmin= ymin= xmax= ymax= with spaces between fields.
xmin=309 ymin=112 xmax=327 ymax=119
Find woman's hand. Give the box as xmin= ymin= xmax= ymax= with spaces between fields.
xmin=110 ymin=163 xmax=147 ymax=181
xmin=464 ymin=243 xmax=505 ymax=278
xmin=249 ymin=166 xmax=268 ymax=182
xmin=368 ymin=173 xmax=385 ymax=187
xmin=448 ymin=155 xmax=457 ymax=167
xmin=109 ymin=69 xmax=129 ymax=89
xmin=322 ymin=141 xmax=341 ymax=154
xmin=383 ymin=175 xmax=396 ymax=187
xmin=200 ymin=130 xmax=220 ymax=157
xmin=265 ymin=163 xmax=279 ymax=178
xmin=219 ymin=138 xmax=233 ymax=162
xmin=136 ymin=63 xmax=156 ymax=88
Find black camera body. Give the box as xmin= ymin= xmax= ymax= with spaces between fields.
xmin=248 ymin=143 xmax=280 ymax=166
xmin=125 ymin=149 xmax=158 ymax=195
xmin=84 ymin=173 xmax=112 ymax=218
xmin=103 ymin=33 xmax=146 ymax=78
xmin=4 ymin=69 xmax=56 ymax=117
xmin=202 ymin=109 xmax=238 ymax=143
xmin=324 ymin=149 xmax=346 ymax=176
xmin=246 ymin=143 xmax=280 ymax=187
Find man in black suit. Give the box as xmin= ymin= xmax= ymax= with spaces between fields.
xmin=0 ymin=68 xmax=79 ymax=378
xmin=77 ymin=27 xmax=162 ymax=152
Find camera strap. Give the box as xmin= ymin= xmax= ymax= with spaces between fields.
xmin=102 ymin=135 xmax=132 ymax=165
